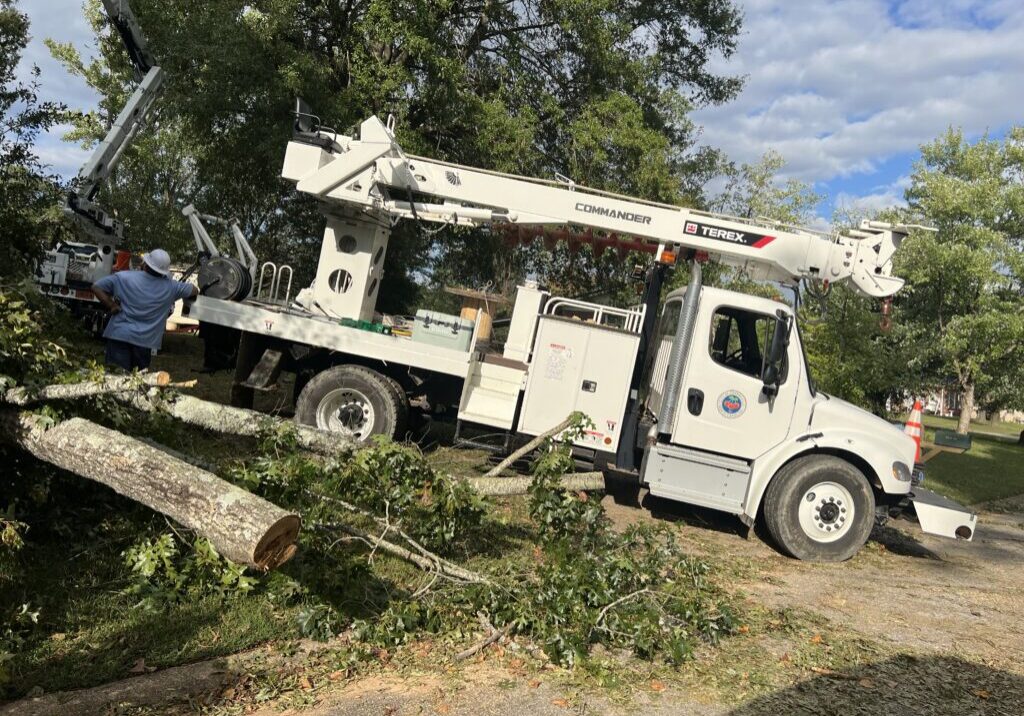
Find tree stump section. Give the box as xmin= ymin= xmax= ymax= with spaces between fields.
xmin=1 ymin=412 xmax=300 ymax=570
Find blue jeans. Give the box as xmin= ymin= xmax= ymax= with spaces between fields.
xmin=105 ymin=339 xmax=152 ymax=371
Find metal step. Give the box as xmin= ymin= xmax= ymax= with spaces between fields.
xmin=241 ymin=348 xmax=283 ymax=391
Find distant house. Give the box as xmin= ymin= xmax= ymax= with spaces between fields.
xmin=922 ymin=385 xmax=1024 ymax=425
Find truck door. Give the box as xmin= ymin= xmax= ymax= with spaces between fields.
xmin=669 ymin=300 xmax=799 ymax=459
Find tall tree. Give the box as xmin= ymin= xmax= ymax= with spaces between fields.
xmin=899 ymin=128 xmax=1024 ymax=433
xmin=712 ymin=150 xmax=821 ymax=226
xmin=0 ymin=0 xmax=68 ymax=279
xmin=50 ymin=0 xmax=744 ymax=306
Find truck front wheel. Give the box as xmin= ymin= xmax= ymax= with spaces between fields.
xmin=295 ymin=365 xmax=403 ymax=442
xmin=762 ymin=455 xmax=875 ymax=562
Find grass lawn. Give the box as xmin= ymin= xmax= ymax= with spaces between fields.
xmin=921 ymin=413 xmax=1022 ymax=439
xmin=920 ymin=427 xmax=1024 ymax=505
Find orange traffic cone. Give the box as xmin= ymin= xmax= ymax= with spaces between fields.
xmin=904 ymin=399 xmax=923 ymax=462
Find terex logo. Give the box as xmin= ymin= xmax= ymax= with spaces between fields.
xmin=575 ymin=202 xmax=652 ymax=225
xmin=682 ymin=219 xmax=775 ymax=248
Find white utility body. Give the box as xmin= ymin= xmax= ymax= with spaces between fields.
xmin=188 ymin=111 xmax=976 ymax=561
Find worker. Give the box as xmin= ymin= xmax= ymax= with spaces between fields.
xmin=91 ymin=248 xmax=198 ymax=371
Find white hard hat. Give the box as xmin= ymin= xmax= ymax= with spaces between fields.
xmin=142 ymin=248 xmax=171 ymax=276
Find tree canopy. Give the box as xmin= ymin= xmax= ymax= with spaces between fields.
xmin=50 ymin=0 xmax=745 ymax=308
xmin=896 ymin=128 xmax=1024 ymax=428
xmin=0 ymin=0 xmax=68 ymax=278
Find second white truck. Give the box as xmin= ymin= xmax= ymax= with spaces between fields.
xmin=186 ymin=109 xmax=977 ymax=561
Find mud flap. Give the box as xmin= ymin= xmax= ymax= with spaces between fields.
xmin=911 ymin=487 xmax=977 ymax=541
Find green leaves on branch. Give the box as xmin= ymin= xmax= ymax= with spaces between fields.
xmin=0 ymin=0 xmax=71 ymax=276
xmin=507 ymin=413 xmax=736 ymax=666
xmin=122 ymin=533 xmax=257 ymax=610
xmin=329 ymin=438 xmax=485 ymax=548
xmin=0 ymin=287 xmax=75 ymax=388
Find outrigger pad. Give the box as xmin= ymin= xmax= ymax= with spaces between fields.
xmin=911 ymin=487 xmax=977 ymax=541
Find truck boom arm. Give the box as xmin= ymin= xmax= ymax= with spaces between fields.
xmin=66 ymin=0 xmax=164 ymax=241
xmin=283 ymin=115 xmax=926 ymax=298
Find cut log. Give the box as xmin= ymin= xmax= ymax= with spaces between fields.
xmin=117 ymin=391 xmax=355 ymax=458
xmin=468 ymin=472 xmax=605 ymax=496
xmin=1 ymin=411 xmax=300 ymax=570
xmin=2 ymin=372 xmax=171 ymax=406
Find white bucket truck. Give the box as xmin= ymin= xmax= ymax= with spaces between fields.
xmin=187 ymin=109 xmax=976 ymax=561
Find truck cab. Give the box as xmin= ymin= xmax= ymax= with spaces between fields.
xmin=437 ymin=273 xmax=975 ymax=562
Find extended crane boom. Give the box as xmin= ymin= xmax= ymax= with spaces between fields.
xmin=282 ymin=114 xmax=926 ymax=299
xmin=66 ymin=0 xmax=164 ymax=245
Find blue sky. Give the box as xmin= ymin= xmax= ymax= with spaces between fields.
xmin=15 ymin=0 xmax=1024 ymax=227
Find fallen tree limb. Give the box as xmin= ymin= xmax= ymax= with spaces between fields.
xmin=484 ymin=414 xmax=576 ymax=477
xmin=2 ymin=372 xmax=171 ymax=406
xmin=1 ymin=411 xmax=300 ymax=570
xmin=313 ymin=521 xmax=491 ymax=585
xmin=306 ymin=493 xmax=491 ymax=585
xmin=455 ymin=612 xmax=511 ymax=661
xmin=117 ymin=391 xmax=355 ymax=458
xmin=468 ymin=471 xmax=605 ymax=496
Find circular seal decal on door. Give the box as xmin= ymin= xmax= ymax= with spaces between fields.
xmin=717 ymin=391 xmax=746 ymax=418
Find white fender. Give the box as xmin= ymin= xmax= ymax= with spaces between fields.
xmin=743 ymin=427 xmax=915 ymax=520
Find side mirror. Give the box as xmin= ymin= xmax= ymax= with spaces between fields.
xmin=762 ymin=311 xmax=791 ymax=396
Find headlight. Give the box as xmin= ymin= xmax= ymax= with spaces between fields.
xmin=892 ymin=461 xmax=912 ymax=483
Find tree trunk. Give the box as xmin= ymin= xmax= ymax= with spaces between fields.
xmin=957 ymin=382 xmax=974 ymax=435
xmin=117 ymin=391 xmax=355 ymax=458
xmin=1 ymin=412 xmax=300 ymax=570
xmin=468 ymin=472 xmax=605 ymax=496
xmin=2 ymin=372 xmax=170 ymax=406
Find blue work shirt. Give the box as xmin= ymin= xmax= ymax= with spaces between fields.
xmin=94 ymin=270 xmax=195 ymax=350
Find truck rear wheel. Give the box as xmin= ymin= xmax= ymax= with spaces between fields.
xmin=762 ymin=455 xmax=875 ymax=562
xmin=295 ymin=365 xmax=402 ymax=442
xmin=377 ymin=373 xmax=410 ymax=440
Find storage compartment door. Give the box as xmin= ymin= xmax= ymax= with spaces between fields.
xmin=518 ymin=318 xmax=639 ymax=452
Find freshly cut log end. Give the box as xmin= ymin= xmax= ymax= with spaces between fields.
xmin=151 ymin=370 xmax=171 ymax=386
xmin=254 ymin=515 xmax=301 ymax=570
xmin=1 ymin=411 xmax=301 ymax=572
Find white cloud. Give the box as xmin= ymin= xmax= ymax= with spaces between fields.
xmin=33 ymin=127 xmax=90 ymax=177
xmin=693 ymin=0 xmax=1024 ymax=184
xmin=15 ymin=0 xmax=100 ymax=112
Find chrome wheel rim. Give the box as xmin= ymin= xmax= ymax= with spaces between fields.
xmin=798 ymin=481 xmax=855 ymax=543
xmin=316 ymin=388 xmax=375 ymax=439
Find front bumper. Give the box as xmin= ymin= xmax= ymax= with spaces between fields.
xmin=910 ymin=487 xmax=977 ymax=541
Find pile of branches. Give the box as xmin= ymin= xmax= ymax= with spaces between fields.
xmin=221 ymin=417 xmax=736 ymax=667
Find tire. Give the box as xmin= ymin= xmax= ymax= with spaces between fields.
xmin=762 ymin=455 xmax=875 ymax=562
xmin=294 ymin=365 xmax=401 ymax=442
xmin=378 ymin=373 xmax=409 ymax=440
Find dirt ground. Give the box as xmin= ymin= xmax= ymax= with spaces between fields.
xmin=7 ymin=494 xmax=1024 ymax=716
xmin=626 ymin=494 xmax=1024 ymax=675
